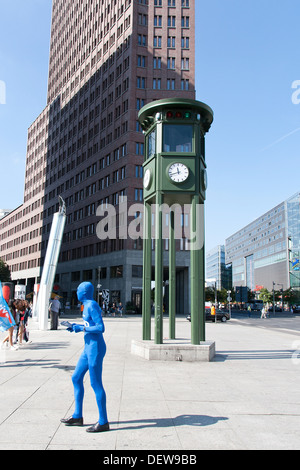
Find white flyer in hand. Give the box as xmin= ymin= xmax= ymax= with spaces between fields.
xmin=60 ymin=321 xmax=73 ymax=328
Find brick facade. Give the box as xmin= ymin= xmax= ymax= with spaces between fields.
xmin=0 ymin=0 xmax=195 ymax=310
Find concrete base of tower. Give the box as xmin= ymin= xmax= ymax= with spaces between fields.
xmin=131 ymin=339 xmax=215 ymax=362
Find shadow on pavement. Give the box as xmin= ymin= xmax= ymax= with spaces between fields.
xmin=215 ymin=349 xmax=295 ymax=361
xmin=110 ymin=414 xmax=228 ymax=430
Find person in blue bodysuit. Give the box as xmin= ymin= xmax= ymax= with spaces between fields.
xmin=61 ymin=282 xmax=109 ymax=433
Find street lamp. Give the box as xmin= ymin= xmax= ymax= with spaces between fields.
xmin=273 ymin=282 xmax=284 ymax=313
xmin=227 ymin=290 xmax=232 ymax=319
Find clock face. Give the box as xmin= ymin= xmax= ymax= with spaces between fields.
xmin=143 ymin=168 xmax=151 ymax=189
xmin=168 ymin=163 xmax=189 ymax=183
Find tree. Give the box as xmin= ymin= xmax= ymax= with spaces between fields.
xmin=205 ymin=287 xmax=215 ymax=303
xmin=259 ymin=288 xmax=272 ymax=304
xmin=248 ymin=289 xmax=255 ymax=302
xmin=218 ymin=288 xmax=228 ymax=304
xmin=0 ymin=259 xmax=11 ymax=282
xmin=283 ymin=288 xmax=299 ymax=306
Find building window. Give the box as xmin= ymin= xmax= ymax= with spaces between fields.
xmin=138 ymin=14 xmax=148 ymax=26
xmin=136 ymin=142 xmax=144 ymax=155
xmin=137 ymin=77 xmax=146 ymax=88
xmin=138 ymin=34 xmax=147 ymax=46
xmin=167 ymin=79 xmax=175 ymax=90
xmin=181 ymin=16 xmax=190 ymax=28
xmin=154 ymin=15 xmax=162 ymax=27
xmin=181 ymin=79 xmax=189 ymax=90
xmin=181 ymin=37 xmax=190 ymax=48
xmin=153 ymin=78 xmax=161 ymax=89
xmin=167 ymin=57 xmax=175 ymax=69
xmin=110 ymin=266 xmax=123 ymax=278
xmin=83 ymin=269 xmax=93 ymax=281
xmin=168 ymin=36 xmax=176 ymax=48
xmin=153 ymin=36 xmax=162 ymax=48
xmin=137 ymin=55 xmax=146 ymax=67
xmin=153 ymin=57 xmax=162 ymax=69
xmin=181 ymin=58 xmax=190 ymax=70
xmin=135 ymin=165 xmax=143 ymax=177
xmin=71 ymin=271 xmax=81 ymax=282
xmin=168 ymin=16 xmax=176 ymax=27
xmin=135 ymin=189 xmax=143 ymax=201
xmin=137 ymin=98 xmax=145 ymax=110
xmin=132 ymin=265 xmax=143 ymax=277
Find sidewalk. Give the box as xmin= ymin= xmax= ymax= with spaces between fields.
xmin=0 ymin=315 xmax=299 ymax=450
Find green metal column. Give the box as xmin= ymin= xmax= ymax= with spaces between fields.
xmin=169 ymin=210 xmax=176 ymax=339
xmin=200 ymin=203 xmax=206 ymax=342
xmin=191 ymin=195 xmax=201 ymax=344
xmin=155 ymin=191 xmax=163 ymax=344
xmin=142 ymin=200 xmax=152 ymax=340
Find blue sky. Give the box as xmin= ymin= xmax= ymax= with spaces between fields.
xmin=0 ymin=0 xmax=299 ymax=252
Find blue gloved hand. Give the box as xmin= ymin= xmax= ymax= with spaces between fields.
xmin=72 ymin=324 xmax=84 ymax=333
xmin=67 ymin=323 xmax=84 ymax=333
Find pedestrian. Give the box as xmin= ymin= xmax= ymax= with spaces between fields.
xmin=17 ymin=300 xmax=28 ymax=345
xmin=61 ymin=282 xmax=109 ymax=433
xmin=13 ymin=299 xmax=21 ymax=344
xmin=49 ymin=296 xmax=61 ymax=330
xmin=117 ymin=302 xmax=123 ymax=317
xmin=22 ymin=300 xmax=31 ymax=343
xmin=261 ymin=306 xmax=267 ymax=319
xmin=0 ymin=282 xmax=17 ymax=350
xmin=1 ymin=300 xmax=18 ymax=350
xmin=110 ymin=302 xmax=116 ymax=317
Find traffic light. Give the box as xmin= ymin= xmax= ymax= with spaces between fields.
xmin=165 ymin=110 xmax=192 ymax=120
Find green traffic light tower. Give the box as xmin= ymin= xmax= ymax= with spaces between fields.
xmin=138 ymin=98 xmax=214 ymax=346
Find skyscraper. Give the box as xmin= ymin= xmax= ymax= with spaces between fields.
xmin=0 ymin=0 xmax=195 ymax=311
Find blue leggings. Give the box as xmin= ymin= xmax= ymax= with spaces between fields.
xmin=72 ymin=337 xmax=108 ymax=425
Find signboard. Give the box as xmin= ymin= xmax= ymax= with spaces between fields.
xmin=292 ymin=258 xmax=299 ymax=271
xmin=15 ymin=285 xmax=26 ymax=300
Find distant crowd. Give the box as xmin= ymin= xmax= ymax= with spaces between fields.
xmin=2 ymin=299 xmax=32 ymax=350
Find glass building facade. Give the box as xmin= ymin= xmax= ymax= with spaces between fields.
xmin=206 ymin=245 xmax=231 ymax=290
xmin=287 ymin=193 xmax=300 ymax=289
xmin=225 ymin=192 xmax=300 ymax=293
